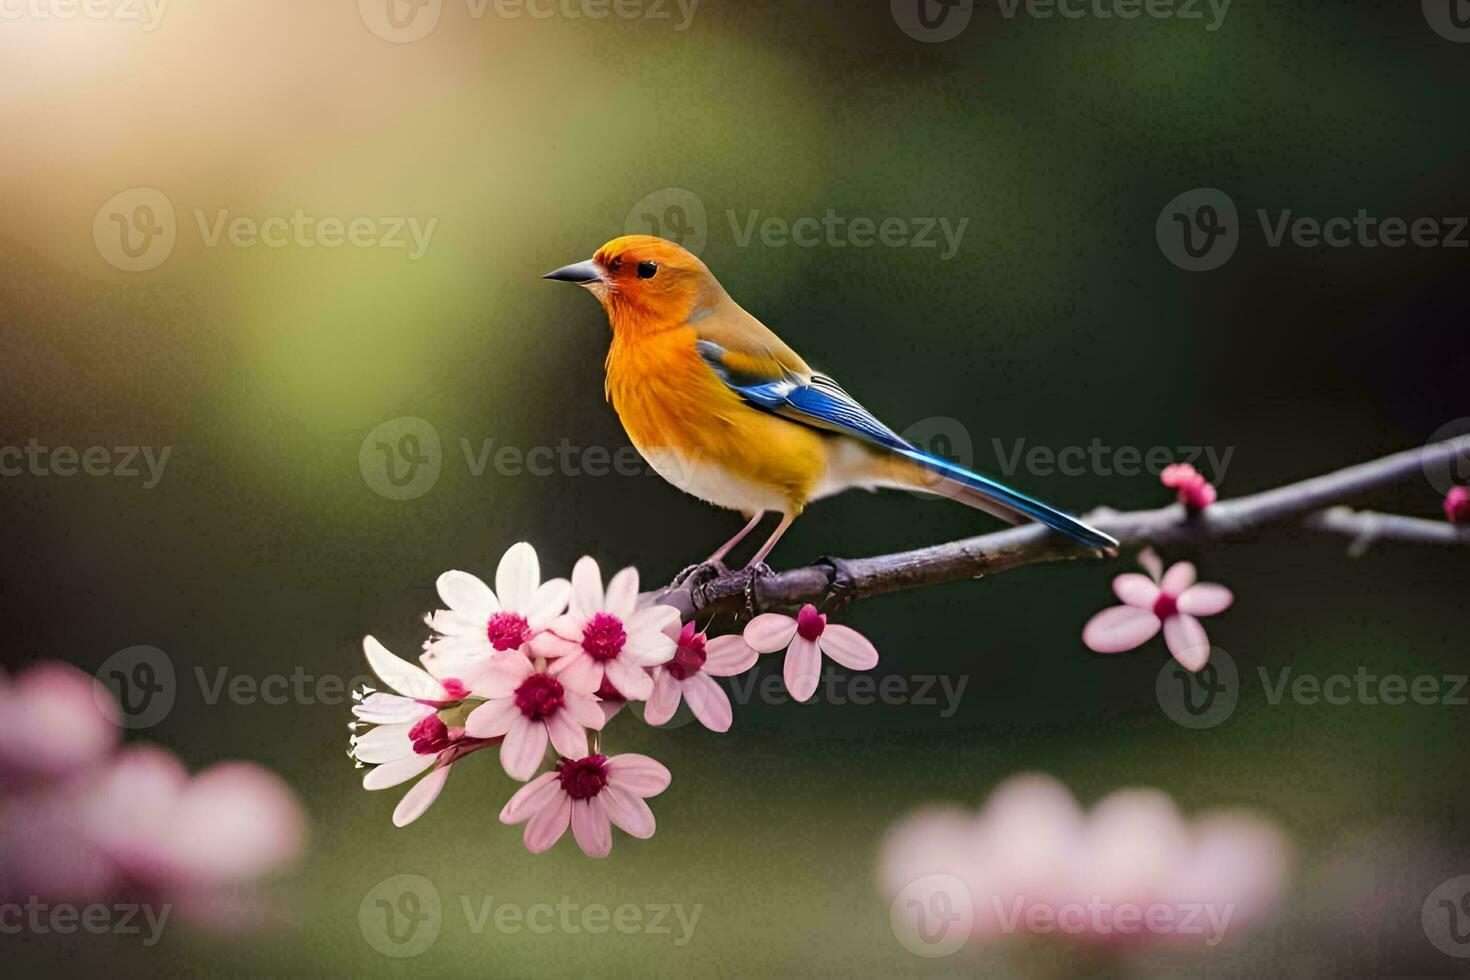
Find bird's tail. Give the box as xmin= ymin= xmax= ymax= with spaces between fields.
xmin=880 ymin=445 xmax=1118 ymax=551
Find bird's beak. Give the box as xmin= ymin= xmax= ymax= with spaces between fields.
xmin=542 ymin=258 xmax=603 ymax=285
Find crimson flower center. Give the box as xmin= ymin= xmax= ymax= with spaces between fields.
xmin=486 ymin=611 xmax=531 ymax=651
xmin=514 ymin=673 xmax=565 ymax=720
xmin=667 ymin=633 xmax=707 ymax=681
xmin=557 ymin=754 xmax=609 ymax=800
xmin=581 ymin=612 xmax=627 ymax=662
xmin=796 ymin=604 xmax=826 ymax=641
xmin=409 ymin=715 xmax=453 ymax=755
xmin=1152 ymin=592 xmax=1179 ymax=620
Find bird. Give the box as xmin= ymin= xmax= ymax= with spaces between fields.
xmin=543 ymin=235 xmax=1117 ymax=573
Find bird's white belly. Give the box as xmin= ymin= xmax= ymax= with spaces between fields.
xmin=635 ymin=443 xmax=791 ymax=514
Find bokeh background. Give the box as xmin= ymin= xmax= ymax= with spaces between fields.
xmin=2 ymin=0 xmax=1467 ymax=974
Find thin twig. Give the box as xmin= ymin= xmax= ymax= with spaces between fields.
xmin=641 ymin=436 xmax=1470 ymax=621
xmin=1305 ymin=505 xmax=1470 ymax=557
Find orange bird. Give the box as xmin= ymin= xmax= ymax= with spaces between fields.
xmin=544 ymin=235 xmax=1116 ymax=570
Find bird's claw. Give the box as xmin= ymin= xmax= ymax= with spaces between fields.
xmin=671 ymin=560 xmax=728 ymax=589
xmin=742 ymin=562 xmax=774 ymax=619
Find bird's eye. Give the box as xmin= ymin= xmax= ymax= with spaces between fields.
xmin=637 ymin=261 xmax=658 ymax=279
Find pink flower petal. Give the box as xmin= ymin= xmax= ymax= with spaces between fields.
xmin=569 ymin=556 xmax=604 ymax=617
xmin=703 ymin=635 xmax=758 ymax=676
xmin=604 ymin=657 xmax=654 ymax=701
xmin=600 ymin=784 xmax=656 ymax=838
xmin=548 ymin=651 xmax=602 ymax=695
xmin=623 ymin=629 xmax=676 ymax=668
xmin=529 ymin=630 xmax=582 ymax=659
xmin=1111 ymin=573 xmax=1161 ymax=609
xmin=169 ymin=762 xmax=306 ymax=877
xmin=526 ymin=577 xmax=572 ymax=629
xmin=545 ymin=709 xmax=588 ymax=759
xmin=499 ymin=772 xmax=560 ymax=824
xmin=784 ymin=635 xmax=822 ymax=702
xmin=628 ymin=604 xmax=681 ymax=636
xmin=604 ymin=753 xmax=671 ymax=797
xmin=0 ymin=661 xmax=119 ymax=781
xmin=643 ymin=671 xmax=682 ymax=727
xmin=393 ymin=765 xmax=451 ymax=827
xmin=465 ymin=697 xmax=519 ymax=738
xmin=1137 ymin=547 xmax=1163 ymax=581
xmin=1163 ymin=614 xmax=1211 ymax=671
xmin=1161 ymin=561 xmax=1197 ymax=596
xmin=363 ymin=636 xmax=446 ymax=701
xmin=523 ymin=791 xmax=571 ymax=853
xmin=353 ymin=693 xmax=435 ymax=725
xmin=563 ymin=691 xmax=607 ymax=731
xmin=1177 ymin=583 xmax=1234 ymax=617
xmin=604 ymin=566 xmax=639 ymax=621
xmin=352 ymin=722 xmax=414 ymax=764
xmin=598 ymin=700 xmax=625 ymax=725
xmin=571 ymin=797 xmax=612 ymax=858
xmin=743 ymin=613 xmax=797 ymax=654
xmin=1081 ymin=606 xmax=1161 ymax=653
xmin=435 ymin=570 xmax=497 ymax=616
xmin=818 ymin=624 xmax=878 ymax=670
xmin=500 ymin=716 xmax=548 ymax=781
xmin=495 ymin=542 xmax=541 ymax=612
xmin=363 ymin=754 xmax=436 ymax=790
xmin=682 ymin=672 xmax=732 ymax=732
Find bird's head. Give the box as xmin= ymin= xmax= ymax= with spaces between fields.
xmin=543 ymin=235 xmax=724 ymax=333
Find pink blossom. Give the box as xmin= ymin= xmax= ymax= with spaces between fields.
xmin=499 ymin=752 xmax=670 ymax=858
xmin=463 ymin=651 xmax=604 ymax=780
xmin=1081 ymin=548 xmax=1232 ymax=671
xmin=0 ymin=661 xmax=119 ymax=788
xmin=531 ymin=556 xmax=680 ymax=701
xmin=743 ymin=603 xmax=878 ymax=702
xmin=422 ymin=542 xmax=571 ymax=679
xmin=1161 ymin=462 xmax=1217 ymax=510
xmin=1445 ymin=486 xmax=1470 ymax=524
xmin=644 ymin=621 xmax=757 ymax=732
xmin=351 ymin=636 xmax=496 ymax=826
xmin=879 ymin=774 xmax=1291 ymax=949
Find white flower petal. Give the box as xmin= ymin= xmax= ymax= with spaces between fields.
xmin=392 ymin=765 xmax=451 ymax=827
xmin=526 ymin=577 xmax=572 ymax=629
xmin=436 ymin=571 xmax=497 ymax=616
xmin=352 ymin=722 xmax=415 ymax=764
xmin=569 ymin=556 xmax=604 ymax=617
xmin=604 ymin=566 xmax=639 ymax=620
xmin=363 ymin=636 xmax=447 ymax=700
xmin=363 ymin=753 xmax=435 ymax=790
xmin=495 ymin=542 xmax=541 ymax=613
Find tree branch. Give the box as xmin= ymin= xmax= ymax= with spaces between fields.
xmin=1305 ymin=506 xmax=1470 ymax=557
xmin=641 ymin=436 xmax=1470 ymax=621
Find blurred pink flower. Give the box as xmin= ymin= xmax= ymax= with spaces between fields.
xmin=879 ymin=774 xmax=1291 ymax=949
xmin=0 ymin=661 xmax=119 ymax=787
xmin=531 ymin=556 xmax=680 ymax=701
xmin=1444 ymin=486 xmax=1470 ymax=524
xmin=743 ymin=603 xmax=878 ymax=702
xmin=351 ymin=636 xmax=497 ymax=826
xmin=1081 ymin=548 xmax=1232 ymax=671
xmin=463 ymin=650 xmax=604 ymax=780
xmin=644 ymin=621 xmax=757 ymax=732
xmin=1161 ymin=463 xmax=1217 ymax=510
xmin=499 ymin=752 xmax=670 ymax=858
xmin=421 ymin=541 xmax=571 ymax=673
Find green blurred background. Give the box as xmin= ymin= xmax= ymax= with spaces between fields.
xmin=2 ymin=0 xmax=1467 ymax=974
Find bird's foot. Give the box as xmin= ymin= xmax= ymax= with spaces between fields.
xmin=670 ymin=560 xmax=728 ymax=589
xmin=742 ymin=562 xmax=774 ymax=619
